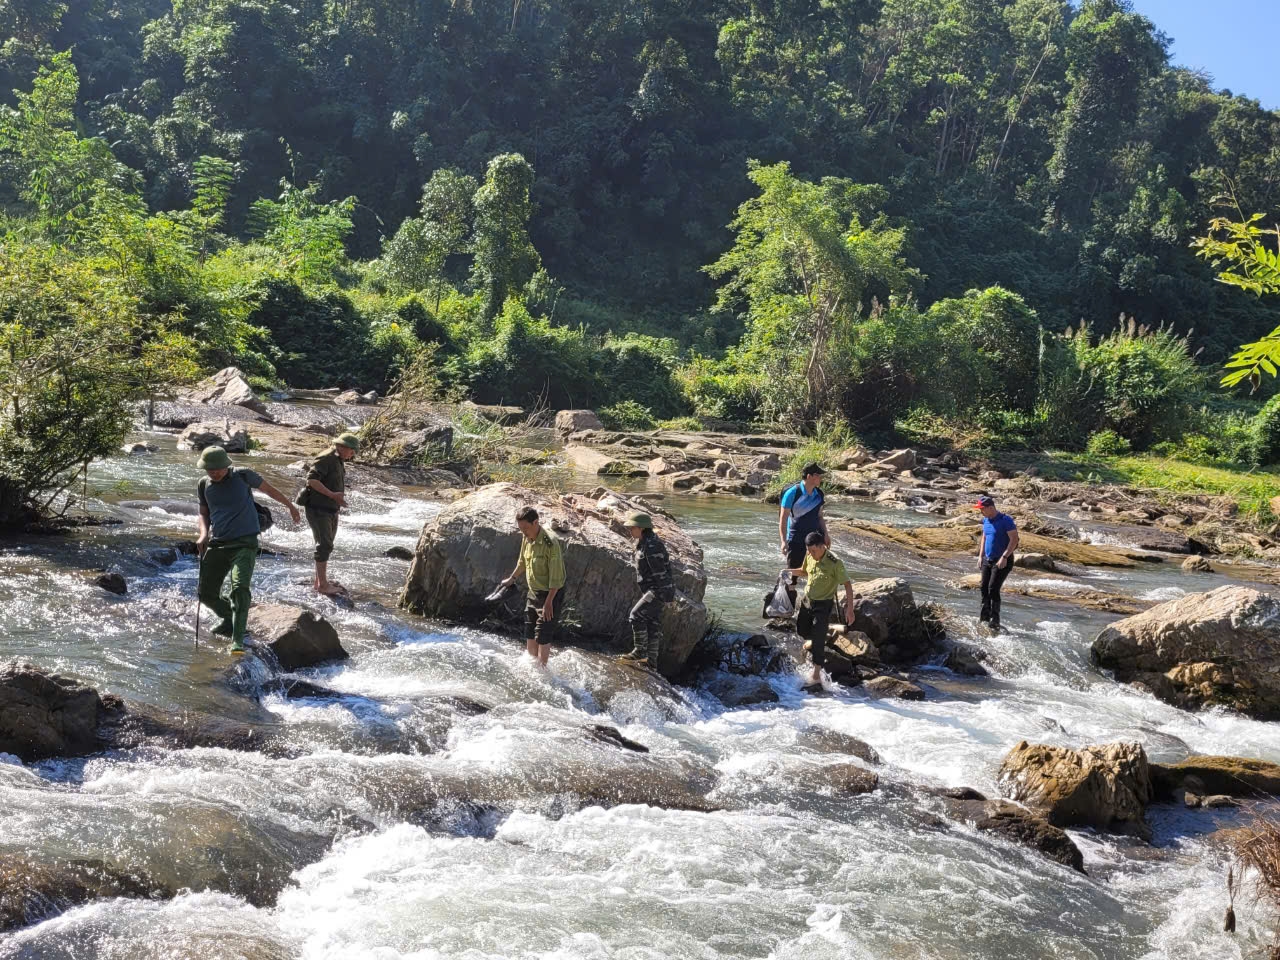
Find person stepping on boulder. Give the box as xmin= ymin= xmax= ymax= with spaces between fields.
xmin=195 ymin=446 xmax=300 ymax=655
xmin=975 ymin=495 xmax=1019 ymax=632
xmin=621 ymin=512 xmax=676 ymax=668
xmin=297 ymin=432 xmax=359 ymax=596
xmin=497 ymin=506 xmax=566 ymax=668
xmin=786 ymin=531 xmax=855 ymax=689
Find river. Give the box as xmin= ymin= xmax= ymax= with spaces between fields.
xmin=1 ymin=431 xmax=1278 ymax=959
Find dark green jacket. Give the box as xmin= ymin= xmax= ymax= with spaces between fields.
xmin=297 ymin=449 xmax=345 ymax=512
xmin=634 ymin=530 xmax=674 ymax=592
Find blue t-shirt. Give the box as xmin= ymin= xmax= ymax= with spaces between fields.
xmin=982 ymin=512 xmax=1017 ymax=560
xmin=781 ymin=482 xmax=824 ymax=541
xmin=198 ymin=467 xmax=264 ymax=541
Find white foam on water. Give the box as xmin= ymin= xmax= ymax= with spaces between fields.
xmin=1139 ymin=586 xmax=1187 ymax=602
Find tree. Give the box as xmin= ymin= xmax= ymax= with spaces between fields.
xmin=470 ymin=153 xmax=541 ymax=320
xmin=381 ymin=167 xmax=478 ymax=305
xmin=706 ymin=161 xmax=919 ymax=425
xmin=0 ymin=244 xmax=195 ymax=525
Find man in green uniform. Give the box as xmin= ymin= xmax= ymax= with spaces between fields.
xmin=786 ymin=530 xmax=855 ymax=688
xmin=620 ymin=512 xmax=676 ymax=668
xmin=297 ymin=432 xmax=359 ymax=595
xmin=195 ymin=446 xmax=300 ymax=654
xmin=498 ymin=506 xmax=566 ymax=667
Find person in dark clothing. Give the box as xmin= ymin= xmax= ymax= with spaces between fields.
xmin=975 ymin=495 xmax=1019 ymax=632
xmin=621 ymin=512 xmax=676 ymax=667
xmin=786 ymin=531 xmax=854 ymax=688
xmin=778 ymin=463 xmax=829 ymax=570
xmin=195 ymin=446 xmax=300 ymax=654
xmin=297 ymin=432 xmax=359 ymax=595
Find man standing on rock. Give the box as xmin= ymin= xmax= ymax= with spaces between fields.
xmin=787 ymin=531 xmax=855 ymax=689
xmin=297 ymin=432 xmax=360 ymax=596
xmin=498 ymin=506 xmax=566 ymax=667
xmin=779 ymin=463 xmax=829 ymax=571
xmin=976 ymin=495 xmax=1019 ymax=632
xmin=620 ymin=512 xmax=676 ymax=668
xmin=195 ymin=446 xmax=300 ymax=655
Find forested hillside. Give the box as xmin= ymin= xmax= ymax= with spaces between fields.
xmin=3 ymin=0 xmax=1280 ymax=496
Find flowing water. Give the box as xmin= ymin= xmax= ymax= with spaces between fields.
xmin=2 ymin=431 xmax=1279 ymax=959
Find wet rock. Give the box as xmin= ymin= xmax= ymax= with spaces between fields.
xmin=648 ymin=456 xmax=677 ymax=476
xmin=932 ymin=786 xmax=986 ymax=801
xmin=0 ymin=662 xmax=102 ymax=762
xmin=93 ymin=572 xmax=128 ymax=595
xmin=793 ymin=761 xmax=880 ymax=795
xmin=178 ymin=420 xmax=250 ymax=453
xmin=183 ymin=366 xmax=268 ymax=415
xmin=400 ymin=483 xmax=709 ymax=676
xmin=586 ymin=724 xmax=650 ymax=753
xmin=563 ymin=445 xmax=644 ymax=476
xmin=98 ymin=697 xmax=275 ymax=753
xmin=555 ymin=409 xmax=603 ymax=432
xmin=246 ymin=604 xmax=349 ymax=670
xmin=998 ymin=740 xmax=1152 ymax=835
xmin=837 ymin=445 xmax=873 ymax=469
xmin=942 ymin=642 xmax=990 ymax=677
xmin=798 ymin=726 xmax=881 ymax=764
xmin=334 ymin=389 xmax=372 ymax=405
xmin=461 ymin=401 xmax=524 ymax=425
xmin=684 ymin=632 xmax=788 ymax=677
xmin=869 ymin=449 xmax=917 ymax=472
xmin=385 ymin=545 xmax=415 ymax=561
xmin=120 ymin=442 xmax=157 ymax=455
xmin=847 ymin=578 xmax=932 ymax=665
xmin=1016 ymin=553 xmax=1059 ymax=572
xmin=864 ymin=675 xmax=926 ymax=700
xmin=1150 ymin=755 xmax=1280 ymax=800
xmin=703 ymin=674 xmax=779 ymax=708
xmin=750 ymin=452 xmax=782 ymax=472
xmin=0 ymin=855 xmax=159 ymax=932
xmin=1181 ymin=555 xmax=1213 ymax=573
xmin=1091 ymin=586 xmax=1280 ymax=719
xmin=380 ymin=422 xmax=455 ymax=466
xmin=948 ymin=800 xmax=1085 ymax=873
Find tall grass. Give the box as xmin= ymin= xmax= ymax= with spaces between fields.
xmin=768 ymin=420 xmax=859 ymax=494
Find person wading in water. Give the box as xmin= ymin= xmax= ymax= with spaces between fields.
xmin=975 ymin=495 xmax=1019 ymax=633
xmin=497 ymin=506 xmax=566 ymax=668
xmin=778 ymin=463 xmax=830 ymax=573
xmin=297 ymin=432 xmax=360 ymax=596
xmin=620 ymin=512 xmax=676 ymax=669
xmin=787 ymin=531 xmax=855 ymax=690
xmin=195 ymin=446 xmax=300 ymax=655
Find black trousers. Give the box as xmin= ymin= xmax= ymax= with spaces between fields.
xmin=796 ymin=597 xmax=835 ymax=668
xmin=524 ymin=590 xmax=565 ymax=645
xmin=980 ymin=559 xmax=1012 ymax=623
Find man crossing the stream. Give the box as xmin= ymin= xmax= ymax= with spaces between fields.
xmin=779 ymin=462 xmax=830 ymax=571
xmin=620 ymin=512 xmax=676 ymax=668
xmin=498 ymin=506 xmax=566 ymax=668
xmin=787 ymin=531 xmax=855 ymax=689
xmin=195 ymin=446 xmax=301 ymax=654
xmin=297 ymin=432 xmax=360 ymax=596
xmin=976 ymin=495 xmax=1019 ymax=632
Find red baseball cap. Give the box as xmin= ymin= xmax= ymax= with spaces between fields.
xmin=973 ymin=496 xmax=995 ymax=510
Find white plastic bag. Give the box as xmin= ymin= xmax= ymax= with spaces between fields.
xmin=765 ymin=572 xmax=797 ymax=618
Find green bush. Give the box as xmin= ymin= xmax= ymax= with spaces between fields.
xmin=597 ymin=334 xmax=688 ymax=418
xmin=1252 ymin=395 xmax=1280 ymax=465
xmin=366 ymin=321 xmax=423 ymax=388
xmin=926 ymin=286 xmax=1041 ymax=414
xmin=659 ymin=416 xmax=704 ymax=432
xmin=1085 ymin=429 xmax=1131 ymax=457
xmin=599 ymin=400 xmax=658 ymax=431
xmin=675 ymin=353 xmax=762 ymax=422
xmin=249 ymin=278 xmax=373 ymax=388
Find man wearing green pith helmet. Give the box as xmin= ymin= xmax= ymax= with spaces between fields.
xmin=297 ymin=432 xmax=360 ymax=596
xmin=195 ymin=446 xmax=300 ymax=654
xmin=620 ymin=512 xmax=676 ymax=668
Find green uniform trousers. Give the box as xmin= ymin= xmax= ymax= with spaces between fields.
xmin=306 ymin=507 xmax=339 ymax=562
xmin=198 ymin=535 xmax=258 ymax=644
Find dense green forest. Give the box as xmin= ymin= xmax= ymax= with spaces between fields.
xmin=4 ymin=0 xmax=1280 ymax=518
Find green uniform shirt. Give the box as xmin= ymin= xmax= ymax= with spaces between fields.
xmin=520 ymin=528 xmax=566 ymax=595
xmin=803 ymin=550 xmax=849 ymax=602
xmin=299 ymin=449 xmax=345 ymax=512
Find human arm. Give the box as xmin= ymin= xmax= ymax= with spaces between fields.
xmin=257 ymin=479 xmax=302 ymax=524
xmin=307 ymin=477 xmax=346 ymax=508
xmin=978 ymin=530 xmax=986 ymax=565
xmin=843 ymin=580 xmax=855 ymax=624
xmin=196 ymin=503 xmax=211 ymax=556
xmin=778 ymin=506 xmax=791 ymax=553
xmin=997 ymin=528 xmax=1019 ymax=569
xmin=501 ymin=557 xmax=525 ymax=587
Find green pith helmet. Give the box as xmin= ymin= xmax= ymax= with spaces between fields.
xmin=624 ymin=512 xmax=652 ymax=529
xmin=335 ymin=432 xmax=361 ymax=452
xmin=196 ymin=446 xmax=231 ymax=470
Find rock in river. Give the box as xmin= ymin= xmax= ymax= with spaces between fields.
xmin=0 ymin=662 xmax=103 ymax=762
xmin=246 ymin=604 xmax=350 ymax=671
xmin=182 ymin=366 xmax=268 ymax=415
xmin=998 ymin=740 xmax=1152 ymax=835
xmin=178 ymin=420 xmax=250 ymax=453
xmin=1090 ymin=586 xmax=1280 ymax=719
xmin=555 ymin=409 xmax=603 ymax=432
xmin=400 ymin=483 xmax=709 ymax=676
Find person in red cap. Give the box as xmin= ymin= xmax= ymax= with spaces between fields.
xmin=974 ymin=495 xmax=1018 ymax=631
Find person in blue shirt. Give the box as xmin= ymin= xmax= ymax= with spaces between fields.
xmin=975 ymin=495 xmax=1019 ymax=632
xmin=778 ymin=463 xmax=829 ymax=570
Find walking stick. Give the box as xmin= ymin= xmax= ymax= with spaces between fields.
xmin=194 ymin=550 xmax=202 ymax=649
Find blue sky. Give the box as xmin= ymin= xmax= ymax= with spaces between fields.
xmin=1128 ymin=0 xmax=1279 ymax=108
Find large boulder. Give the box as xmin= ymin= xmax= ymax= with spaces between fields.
xmin=997 ymin=741 xmax=1152 ymax=834
xmin=0 ymin=855 xmax=157 ymax=932
xmin=1090 ymin=586 xmax=1280 ymax=719
xmin=183 ymin=366 xmax=267 ymax=415
xmin=555 ymin=409 xmax=603 ymax=432
xmin=563 ymin=445 xmax=643 ymax=476
xmin=178 ymin=420 xmax=249 ymax=453
xmin=246 ymin=604 xmax=349 ymax=670
xmin=869 ymin=449 xmax=916 ymax=472
xmin=400 ymin=483 xmax=709 ymax=676
xmin=0 ymin=662 xmax=103 ymax=761
xmin=944 ymin=798 xmax=1085 ymax=873
xmin=1151 ymin=755 xmax=1280 ymax=800
xmin=847 ymin=578 xmax=932 ymax=664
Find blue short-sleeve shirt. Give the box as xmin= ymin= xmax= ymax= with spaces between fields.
xmin=982 ymin=512 xmax=1017 ymax=560
xmin=781 ymin=482 xmax=825 ymax=541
